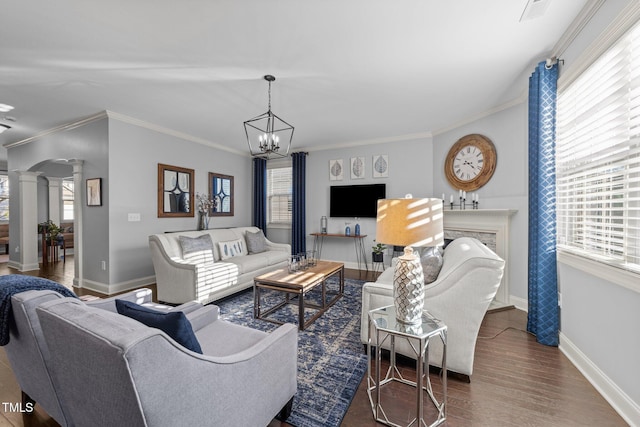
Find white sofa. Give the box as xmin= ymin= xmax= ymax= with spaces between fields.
xmin=361 ymin=237 xmax=505 ymax=378
xmin=149 ymin=227 xmax=290 ymax=305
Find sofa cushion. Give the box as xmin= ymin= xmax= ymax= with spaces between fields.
xmin=115 ymin=300 xmax=202 ymax=354
xmin=218 ymin=239 xmax=245 ymax=260
xmin=245 ymin=230 xmax=267 ymax=254
xmin=179 ymin=235 xmax=214 ymax=265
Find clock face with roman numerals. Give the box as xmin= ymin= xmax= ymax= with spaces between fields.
xmin=444 ymin=134 xmax=497 ymax=191
xmin=453 ymin=145 xmax=484 ymax=181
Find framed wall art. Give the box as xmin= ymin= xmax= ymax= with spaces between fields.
xmin=329 ymin=159 xmax=343 ymax=181
xmin=351 ymin=157 xmax=365 ymax=179
xmin=209 ymin=172 xmax=234 ymax=216
xmin=86 ymin=178 xmax=102 ymax=206
xmin=372 ymin=154 xmax=389 ymax=178
xmin=157 ymin=163 xmax=194 ymax=218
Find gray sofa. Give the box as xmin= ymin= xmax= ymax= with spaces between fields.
xmin=36 ymin=297 xmax=298 ymax=427
xmin=6 ymin=288 xmax=298 ymax=426
xmin=149 ymin=226 xmax=290 ymax=304
xmin=4 ymin=288 xmax=206 ymax=426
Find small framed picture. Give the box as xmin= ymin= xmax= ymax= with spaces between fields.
xmin=373 ymin=154 xmax=389 ymax=178
xmin=329 ymin=159 xmax=344 ymax=181
xmin=86 ymin=178 xmax=102 ymax=206
xmin=351 ymin=157 xmax=365 ymax=179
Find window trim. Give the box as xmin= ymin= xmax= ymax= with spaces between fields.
xmin=555 ymin=7 xmax=640 ymax=288
xmin=558 ymin=250 xmax=640 ymax=295
xmin=266 ymin=158 xmax=292 ymax=229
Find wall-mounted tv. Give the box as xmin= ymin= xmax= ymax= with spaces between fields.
xmin=329 ymin=184 xmax=386 ymax=218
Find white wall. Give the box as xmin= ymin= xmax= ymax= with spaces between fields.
xmin=306 ymin=136 xmax=433 ymax=268
xmin=433 ymin=103 xmax=529 ymax=303
xmin=555 ymin=0 xmax=640 ymax=423
xmin=430 ymin=1 xmax=640 ymax=422
xmin=6 ymin=113 xmax=252 ymax=293
xmin=106 ymin=117 xmax=252 ymax=290
xmin=7 ymin=117 xmax=109 ymax=277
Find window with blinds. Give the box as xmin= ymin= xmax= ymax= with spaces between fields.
xmin=0 ymin=174 xmax=8 ymax=221
xmin=556 ymin=21 xmax=640 ymax=274
xmin=62 ymin=179 xmax=74 ymax=221
xmin=267 ymin=166 xmax=292 ymax=225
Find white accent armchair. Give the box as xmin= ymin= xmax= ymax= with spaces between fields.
xmin=361 ymin=237 xmax=505 ymax=378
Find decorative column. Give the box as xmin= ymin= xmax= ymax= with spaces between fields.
xmin=15 ymin=171 xmax=42 ymax=271
xmin=69 ymin=160 xmax=84 ymax=288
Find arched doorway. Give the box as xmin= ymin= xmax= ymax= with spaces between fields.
xmin=12 ymin=159 xmax=83 ymax=287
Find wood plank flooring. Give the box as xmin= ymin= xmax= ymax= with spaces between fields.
xmin=0 ymin=260 xmax=627 ymax=426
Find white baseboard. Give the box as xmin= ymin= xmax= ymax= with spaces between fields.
xmin=560 ymin=332 xmax=640 ymax=427
xmin=79 ymin=275 xmax=156 ymax=296
xmin=509 ymin=295 xmax=528 ymax=312
xmin=7 ymin=260 xmax=40 ymax=272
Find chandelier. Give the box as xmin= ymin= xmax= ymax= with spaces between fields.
xmin=243 ymin=75 xmax=294 ymax=159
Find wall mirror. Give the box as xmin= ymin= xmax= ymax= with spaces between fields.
xmin=209 ymin=172 xmax=234 ymax=216
xmin=158 ymin=163 xmax=194 ymax=217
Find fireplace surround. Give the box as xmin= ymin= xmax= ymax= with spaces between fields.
xmin=443 ymin=209 xmax=517 ymax=308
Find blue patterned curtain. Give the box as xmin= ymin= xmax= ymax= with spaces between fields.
xmin=252 ymin=158 xmax=267 ymax=233
xmin=292 ymin=152 xmax=307 ymax=254
xmin=527 ymin=61 xmax=559 ymax=346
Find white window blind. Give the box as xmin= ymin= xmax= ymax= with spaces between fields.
xmin=62 ymin=179 xmax=75 ymax=221
xmin=556 ymin=21 xmax=640 ymax=274
xmin=267 ymin=166 xmax=292 ymax=225
xmin=0 ymin=174 xmax=8 ymax=221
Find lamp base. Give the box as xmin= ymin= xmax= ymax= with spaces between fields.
xmin=393 ymin=246 xmax=425 ymax=325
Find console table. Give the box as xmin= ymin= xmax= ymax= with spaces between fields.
xmin=310 ymin=233 xmax=369 ymax=271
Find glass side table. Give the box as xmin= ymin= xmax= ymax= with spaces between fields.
xmin=367 ymin=305 xmax=447 ymax=427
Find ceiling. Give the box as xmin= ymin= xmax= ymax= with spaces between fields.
xmin=0 ymin=0 xmax=588 ymax=161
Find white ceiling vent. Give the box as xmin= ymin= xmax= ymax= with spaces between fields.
xmin=520 ymin=0 xmax=551 ymax=22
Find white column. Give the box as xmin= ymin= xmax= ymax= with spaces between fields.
xmin=69 ymin=160 xmax=84 ymax=288
xmin=15 ymin=171 xmax=42 ymax=271
xmin=47 ymin=177 xmax=63 ymax=226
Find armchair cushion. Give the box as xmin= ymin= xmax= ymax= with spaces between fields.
xmin=115 ymin=300 xmax=202 ymax=354
xmin=179 ymin=235 xmax=214 ymax=265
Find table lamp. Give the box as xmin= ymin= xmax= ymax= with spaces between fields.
xmin=376 ymin=197 xmax=444 ymax=324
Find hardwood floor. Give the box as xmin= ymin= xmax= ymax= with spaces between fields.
xmin=0 ymin=261 xmax=627 ymax=426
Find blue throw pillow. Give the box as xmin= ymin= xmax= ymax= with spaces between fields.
xmin=115 ymin=300 xmax=202 ymax=354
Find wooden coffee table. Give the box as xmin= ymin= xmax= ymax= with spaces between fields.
xmin=253 ymin=260 xmax=344 ymax=330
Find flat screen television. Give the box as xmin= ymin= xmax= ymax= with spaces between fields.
xmin=329 ymin=184 xmax=386 ymax=218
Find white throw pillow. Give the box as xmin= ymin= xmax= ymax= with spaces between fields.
xmin=218 ymin=239 xmax=245 ymax=260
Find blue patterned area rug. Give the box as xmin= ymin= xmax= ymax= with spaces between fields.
xmin=216 ymin=277 xmax=367 ymax=427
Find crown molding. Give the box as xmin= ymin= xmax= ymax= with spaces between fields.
xmin=433 ymin=92 xmax=527 ymax=137
xmin=558 ymin=0 xmax=640 ymax=90
xmin=4 ymin=110 xmax=249 ymax=157
xmin=3 ymin=111 xmax=108 ymax=149
xmin=104 ymin=111 xmax=247 ymax=157
xmin=300 ymin=131 xmax=433 ymax=153
xmin=551 ymin=0 xmax=606 ymax=59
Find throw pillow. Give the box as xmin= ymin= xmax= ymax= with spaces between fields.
xmin=218 ymin=239 xmax=245 ymax=260
xmin=179 ymin=235 xmax=214 ymax=265
xmin=245 ymin=230 xmax=267 ymax=254
xmin=420 ymin=246 xmax=444 ymax=284
xmin=115 ymin=300 xmax=202 ymax=354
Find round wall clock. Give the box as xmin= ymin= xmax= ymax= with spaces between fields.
xmin=444 ymin=134 xmax=497 ymax=191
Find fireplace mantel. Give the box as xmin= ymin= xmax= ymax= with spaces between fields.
xmin=443 ymin=209 xmax=518 ymax=308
